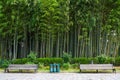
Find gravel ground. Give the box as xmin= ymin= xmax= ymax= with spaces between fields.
xmin=0 ymin=73 xmax=120 ymax=80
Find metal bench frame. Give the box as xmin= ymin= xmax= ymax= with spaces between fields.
xmin=80 ymin=64 xmax=116 ymax=73
xmin=5 ymin=64 xmax=38 ymax=73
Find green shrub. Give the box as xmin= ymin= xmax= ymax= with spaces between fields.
xmin=36 ymin=58 xmax=64 ymax=66
xmin=105 ymin=57 xmax=114 ymax=64
xmin=12 ymin=59 xmax=21 ymax=64
xmin=25 ymin=62 xmax=35 ymax=64
xmin=71 ymin=58 xmax=91 ymax=64
xmin=22 ymin=58 xmax=29 ymax=63
xmin=12 ymin=58 xmax=29 ymax=64
xmin=0 ymin=59 xmax=10 ymax=68
xmin=88 ymin=58 xmax=97 ymax=64
xmin=71 ymin=57 xmax=114 ymax=64
xmin=92 ymin=58 xmax=99 ymax=64
xmin=27 ymin=51 xmax=37 ymax=63
xmin=97 ymin=54 xmax=107 ymax=64
xmin=71 ymin=63 xmax=79 ymax=69
xmin=0 ymin=59 xmax=3 ymax=67
xmin=89 ymin=57 xmax=114 ymax=64
xmin=62 ymin=62 xmax=70 ymax=70
xmin=38 ymin=63 xmax=44 ymax=68
xmin=115 ymin=57 xmax=120 ymax=66
xmin=62 ymin=52 xmax=72 ymax=63
xmin=12 ymin=58 xmax=63 ymax=65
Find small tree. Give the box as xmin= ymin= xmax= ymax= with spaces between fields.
xmin=97 ymin=54 xmax=107 ymax=64
xmin=27 ymin=51 xmax=37 ymax=63
xmin=62 ymin=52 xmax=72 ymax=63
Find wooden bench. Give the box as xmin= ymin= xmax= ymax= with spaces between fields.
xmin=5 ymin=64 xmax=38 ymax=73
xmin=80 ymin=64 xmax=116 ymax=73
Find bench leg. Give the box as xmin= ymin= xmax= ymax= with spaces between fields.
xmin=7 ymin=69 xmax=9 ymax=73
xmin=80 ymin=69 xmax=81 ymax=72
xmin=4 ymin=69 xmax=7 ymax=73
xmin=96 ymin=69 xmax=98 ymax=73
xmin=19 ymin=69 xmax=22 ymax=73
xmin=34 ymin=69 xmax=37 ymax=73
xmin=113 ymin=69 xmax=116 ymax=73
xmin=5 ymin=69 xmax=9 ymax=73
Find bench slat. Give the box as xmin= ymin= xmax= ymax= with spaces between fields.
xmin=80 ymin=64 xmax=115 ymax=73
xmin=5 ymin=64 xmax=38 ymax=73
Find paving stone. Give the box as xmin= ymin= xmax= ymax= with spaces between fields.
xmin=0 ymin=73 xmax=120 ymax=80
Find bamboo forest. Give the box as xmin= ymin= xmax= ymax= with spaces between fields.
xmin=0 ymin=0 xmax=120 ymax=60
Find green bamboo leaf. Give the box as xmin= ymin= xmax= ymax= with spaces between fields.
xmin=0 ymin=5 xmax=2 ymax=9
xmin=0 ymin=13 xmax=3 ymax=17
xmin=11 ymin=15 xmax=15 ymax=20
